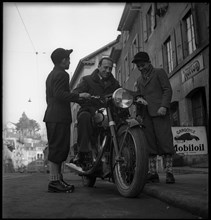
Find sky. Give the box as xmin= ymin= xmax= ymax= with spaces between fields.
xmin=2 ymin=2 xmax=125 ymax=136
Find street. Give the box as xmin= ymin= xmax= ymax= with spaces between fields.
xmin=2 ymin=172 xmax=200 ymax=219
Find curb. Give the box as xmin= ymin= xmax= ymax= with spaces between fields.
xmin=173 ymin=167 xmax=208 ymax=175
xmin=143 ymin=168 xmax=208 ymax=218
xmin=143 ymin=184 xmax=208 ymax=218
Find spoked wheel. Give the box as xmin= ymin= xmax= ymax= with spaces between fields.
xmin=113 ymin=127 xmax=148 ymax=198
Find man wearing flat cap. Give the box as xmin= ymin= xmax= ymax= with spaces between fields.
xmin=43 ymin=48 xmax=90 ymax=193
xmin=132 ymin=51 xmax=175 ymax=184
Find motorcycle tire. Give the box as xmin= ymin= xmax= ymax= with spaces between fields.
xmin=113 ymin=127 xmax=148 ymax=198
xmin=82 ymin=175 xmax=96 ymax=187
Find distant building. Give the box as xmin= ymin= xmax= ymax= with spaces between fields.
xmin=22 ymin=142 xmax=45 ymax=172
xmin=3 ymin=122 xmax=47 ymax=173
xmin=3 ymin=137 xmax=46 ymax=173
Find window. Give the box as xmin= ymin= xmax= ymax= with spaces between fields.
xmin=144 ymin=4 xmax=156 ymax=41
xmin=162 ymin=36 xmax=176 ymax=73
xmin=182 ymin=10 xmax=197 ymax=57
xmin=185 ymin=12 xmax=196 ymax=55
xmin=124 ymin=54 xmax=129 ymax=81
xmin=131 ymin=34 xmax=139 ymax=70
xmin=163 ymin=37 xmax=174 ymax=74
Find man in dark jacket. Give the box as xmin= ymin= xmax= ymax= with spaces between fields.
xmin=70 ymin=57 xmax=120 ymax=169
xmin=132 ymin=51 xmax=175 ymax=184
xmin=43 ymin=48 xmax=90 ymax=193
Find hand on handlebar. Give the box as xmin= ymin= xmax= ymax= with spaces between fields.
xmin=136 ymin=97 xmax=148 ymax=105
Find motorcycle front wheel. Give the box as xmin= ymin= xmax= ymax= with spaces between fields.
xmin=113 ymin=127 xmax=148 ymax=198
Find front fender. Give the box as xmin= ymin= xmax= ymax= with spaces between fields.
xmin=126 ymin=118 xmax=141 ymax=128
xmin=117 ymin=118 xmax=142 ymax=136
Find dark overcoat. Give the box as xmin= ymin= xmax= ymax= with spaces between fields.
xmin=136 ymin=67 xmax=172 ymax=117
xmin=72 ymin=69 xmax=120 ymax=115
xmin=43 ymin=65 xmax=79 ymax=123
xmin=136 ymin=66 xmax=174 ymax=155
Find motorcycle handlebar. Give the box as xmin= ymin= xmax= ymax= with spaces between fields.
xmin=88 ymin=93 xmax=113 ymax=101
xmin=79 ymin=92 xmax=148 ymax=106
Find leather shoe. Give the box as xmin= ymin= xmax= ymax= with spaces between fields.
xmin=60 ymin=179 xmax=75 ymax=188
xmin=48 ymin=180 xmax=74 ymax=193
xmin=146 ymin=172 xmax=160 ymax=183
xmin=166 ymin=172 xmax=175 ymax=184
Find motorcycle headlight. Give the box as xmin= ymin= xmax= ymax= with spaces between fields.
xmin=112 ymin=88 xmax=133 ymax=108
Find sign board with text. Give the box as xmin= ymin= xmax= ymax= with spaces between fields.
xmin=181 ymin=54 xmax=204 ymax=83
xmin=172 ymin=126 xmax=208 ymax=155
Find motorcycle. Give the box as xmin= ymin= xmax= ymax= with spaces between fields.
xmin=66 ymin=88 xmax=149 ymax=198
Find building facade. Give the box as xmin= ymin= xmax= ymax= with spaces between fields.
xmin=111 ymin=3 xmax=209 ymax=165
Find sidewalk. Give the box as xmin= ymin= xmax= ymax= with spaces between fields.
xmin=143 ymin=167 xmax=209 ymax=218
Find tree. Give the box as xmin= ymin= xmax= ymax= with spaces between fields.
xmin=15 ymin=112 xmax=30 ymax=131
xmin=15 ymin=112 xmax=40 ymax=138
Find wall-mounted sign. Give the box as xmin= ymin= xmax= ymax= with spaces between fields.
xmin=181 ymin=54 xmax=204 ymax=83
xmin=172 ymin=126 xmax=208 ymax=155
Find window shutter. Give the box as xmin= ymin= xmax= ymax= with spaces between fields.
xmin=136 ymin=34 xmax=139 ymax=52
xmin=181 ymin=18 xmax=188 ymax=58
xmin=152 ymin=3 xmax=157 ymax=29
xmin=143 ymin=14 xmax=148 ymax=42
xmin=157 ymin=49 xmax=163 ymax=68
xmin=162 ymin=44 xmax=168 ymax=73
xmin=171 ymin=29 xmax=177 ymax=69
xmin=170 ymin=102 xmax=180 ymax=126
xmin=191 ymin=90 xmax=206 ymax=126
xmin=191 ymin=3 xmax=200 ymax=47
xmin=204 ymin=3 xmax=209 ymax=29
xmin=175 ymin=22 xmax=183 ymax=64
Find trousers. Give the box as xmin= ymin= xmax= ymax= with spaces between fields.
xmin=77 ymin=111 xmax=94 ymax=153
xmin=46 ymin=122 xmax=70 ymax=164
xmin=143 ymin=110 xmax=175 ymax=156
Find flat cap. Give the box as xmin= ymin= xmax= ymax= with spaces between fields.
xmin=51 ymin=48 xmax=73 ymax=64
xmin=132 ymin=51 xmax=150 ymax=63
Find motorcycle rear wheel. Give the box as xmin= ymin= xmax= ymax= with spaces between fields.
xmin=113 ymin=127 xmax=148 ymax=198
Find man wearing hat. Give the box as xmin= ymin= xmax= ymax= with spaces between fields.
xmin=132 ymin=51 xmax=175 ymax=184
xmin=43 ymin=48 xmax=90 ymax=193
